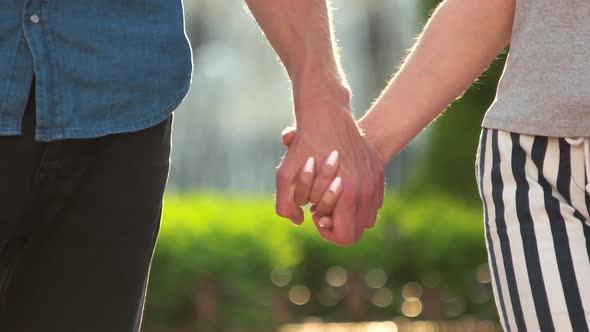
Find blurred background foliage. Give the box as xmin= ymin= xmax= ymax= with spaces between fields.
xmin=145 ymin=194 xmax=493 ymax=331
xmin=143 ymin=0 xmax=508 ymax=330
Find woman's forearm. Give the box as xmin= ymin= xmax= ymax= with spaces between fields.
xmin=358 ymin=0 xmax=515 ymax=163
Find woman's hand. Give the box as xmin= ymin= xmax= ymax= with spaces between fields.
xmin=281 ymin=127 xmax=343 ymax=230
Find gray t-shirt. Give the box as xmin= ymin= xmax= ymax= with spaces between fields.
xmin=482 ymin=0 xmax=590 ymax=137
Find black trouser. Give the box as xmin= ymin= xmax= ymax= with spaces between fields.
xmin=0 ymin=84 xmax=172 ymax=331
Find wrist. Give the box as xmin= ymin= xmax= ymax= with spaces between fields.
xmin=358 ymin=116 xmax=394 ymax=165
xmin=293 ymin=65 xmax=349 ymax=98
xmin=292 ymin=72 xmax=351 ymax=122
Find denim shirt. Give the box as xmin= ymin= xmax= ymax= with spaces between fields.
xmin=0 ymin=0 xmax=193 ymax=141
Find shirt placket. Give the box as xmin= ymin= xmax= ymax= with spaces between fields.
xmin=22 ymin=0 xmax=60 ymax=141
xmin=0 ymin=2 xmax=35 ymax=135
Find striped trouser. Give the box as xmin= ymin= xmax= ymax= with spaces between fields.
xmin=476 ymin=128 xmax=590 ymax=332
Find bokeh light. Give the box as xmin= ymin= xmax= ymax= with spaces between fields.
xmin=279 ymin=321 xmax=398 ymax=332
xmin=401 ymin=298 xmax=423 ymax=318
xmin=289 ymin=285 xmax=311 ymax=306
xmin=271 ymin=268 xmax=292 ymax=287
xmin=476 ymin=263 xmax=491 ymax=284
xmin=401 ymin=281 xmax=423 ymax=300
xmin=303 ymin=317 xmax=323 ymax=324
xmin=325 ymin=266 xmax=348 ymax=287
xmin=319 ymin=286 xmax=347 ymax=306
xmin=444 ymin=296 xmax=466 ymax=318
xmin=365 ymin=268 xmax=388 ymax=289
xmin=371 ymin=287 xmax=394 ymax=308
xmin=471 ymin=284 xmax=492 ymax=304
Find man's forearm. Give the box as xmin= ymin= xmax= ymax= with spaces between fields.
xmin=245 ymin=0 xmax=350 ymax=120
xmin=358 ymin=0 xmax=515 ymax=162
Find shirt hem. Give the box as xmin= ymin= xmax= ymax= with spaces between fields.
xmin=0 ymin=83 xmax=190 ymax=142
xmin=482 ymin=115 xmax=590 ymax=138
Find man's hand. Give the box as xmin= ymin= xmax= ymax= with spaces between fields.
xmin=248 ymin=0 xmax=514 ymax=246
xmin=244 ymin=0 xmax=386 ymax=245
xmin=275 ymin=91 xmax=386 ymax=246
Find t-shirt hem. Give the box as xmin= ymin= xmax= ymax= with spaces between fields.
xmin=482 ymin=116 xmax=590 ymax=138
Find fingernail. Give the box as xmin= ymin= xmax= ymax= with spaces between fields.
xmin=327 ymin=150 xmax=339 ymax=167
xmin=319 ymin=217 xmax=330 ymax=228
xmin=304 ymin=157 xmax=315 ymax=174
xmin=329 ymin=177 xmax=342 ymax=193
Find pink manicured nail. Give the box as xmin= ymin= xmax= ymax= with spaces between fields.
xmin=319 ymin=217 xmax=330 ymax=228
xmin=329 ymin=177 xmax=342 ymax=193
xmin=327 ymin=150 xmax=339 ymax=167
xmin=304 ymin=157 xmax=314 ymax=174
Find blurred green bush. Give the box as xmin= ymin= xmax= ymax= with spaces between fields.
xmin=144 ymin=193 xmax=494 ymax=330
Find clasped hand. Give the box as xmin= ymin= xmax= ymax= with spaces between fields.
xmin=274 ymin=95 xmax=386 ymax=246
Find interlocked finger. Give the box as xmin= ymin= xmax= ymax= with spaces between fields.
xmin=309 ymin=150 xmax=340 ymax=204
xmin=315 ymin=176 xmax=342 ymax=218
xmin=294 ymin=157 xmax=316 ymax=206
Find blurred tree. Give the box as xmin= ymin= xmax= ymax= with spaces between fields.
xmin=405 ymin=0 xmax=508 ymax=203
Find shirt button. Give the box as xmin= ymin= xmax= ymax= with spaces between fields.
xmin=30 ymin=14 xmax=40 ymax=24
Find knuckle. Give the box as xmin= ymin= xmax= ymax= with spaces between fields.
xmin=320 ymin=189 xmax=334 ymax=202
xmin=276 ymin=168 xmax=291 ymax=183
xmin=275 ymin=204 xmax=291 ymax=218
xmin=315 ymin=202 xmax=329 ymax=216
xmin=342 ymin=187 xmax=358 ymax=204
xmin=309 ymin=181 xmax=326 ymax=200
xmin=334 ymin=228 xmax=358 ymax=247
xmin=318 ymin=172 xmax=333 ymax=184
xmin=360 ymin=182 xmax=374 ymax=198
xmin=320 ymin=197 xmax=335 ymax=211
xmin=315 ymin=209 xmax=327 ymax=218
xmin=309 ymin=186 xmax=323 ymax=203
xmin=321 ymin=163 xmax=338 ymax=174
xmin=298 ymin=172 xmax=313 ymax=185
xmin=309 ymin=195 xmax=320 ymax=205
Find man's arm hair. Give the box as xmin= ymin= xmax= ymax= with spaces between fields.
xmin=244 ymin=0 xmax=350 ymax=120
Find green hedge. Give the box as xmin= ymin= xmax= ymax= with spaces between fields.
xmin=145 ymin=193 xmax=492 ymax=329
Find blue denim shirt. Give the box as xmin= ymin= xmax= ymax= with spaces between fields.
xmin=0 ymin=0 xmax=193 ymax=141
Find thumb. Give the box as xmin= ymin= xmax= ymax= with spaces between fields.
xmin=281 ymin=126 xmax=297 ymax=147
xmin=276 ymin=164 xmax=304 ymax=224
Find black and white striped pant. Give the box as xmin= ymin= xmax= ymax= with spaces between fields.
xmin=477 ymin=128 xmax=590 ymax=332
